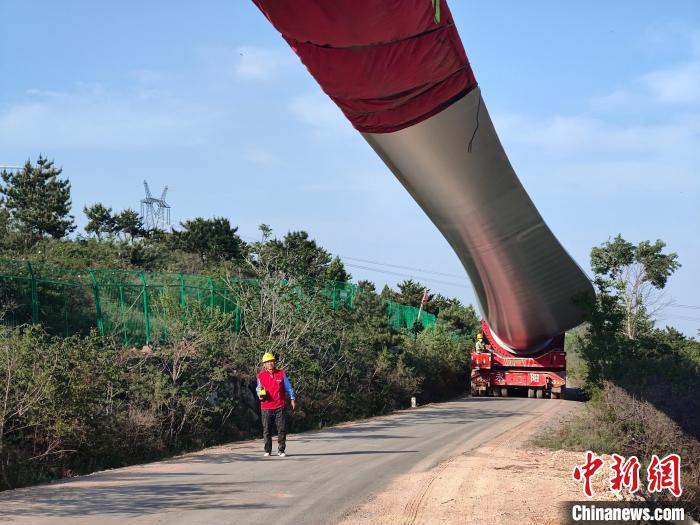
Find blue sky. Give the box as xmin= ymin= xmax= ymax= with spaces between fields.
xmin=2 ymin=1 xmax=699 ymax=335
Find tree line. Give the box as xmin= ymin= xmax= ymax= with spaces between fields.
xmin=552 ymin=234 xmax=700 ymax=513
xmin=0 ymin=156 xmax=478 ymax=321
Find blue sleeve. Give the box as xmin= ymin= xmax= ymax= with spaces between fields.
xmin=283 ymin=374 xmax=295 ymax=400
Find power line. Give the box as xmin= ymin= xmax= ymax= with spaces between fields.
xmin=241 ymin=233 xmax=700 ymax=311
xmin=238 ymin=234 xmax=469 ymax=287
xmin=344 ymin=263 xmax=470 ymax=289
xmin=668 ymin=304 xmax=700 ymax=310
xmin=231 ymin=236 xmax=700 ymax=311
xmin=658 ymin=315 xmax=700 ymax=322
xmin=340 ymin=255 xmax=465 ymax=280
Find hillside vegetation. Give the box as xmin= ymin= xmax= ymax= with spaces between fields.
xmin=0 ymin=157 xmax=478 ymax=489
xmin=537 ymin=235 xmax=699 ymax=515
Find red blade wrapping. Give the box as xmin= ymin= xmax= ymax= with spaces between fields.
xmin=252 ymin=0 xmax=477 ymax=133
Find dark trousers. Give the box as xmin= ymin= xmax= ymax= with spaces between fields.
xmin=262 ymin=407 xmax=287 ymax=453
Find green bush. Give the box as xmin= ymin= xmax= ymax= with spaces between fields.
xmin=0 ymin=274 xmax=474 ymax=491
xmin=536 ymin=381 xmax=699 ymax=515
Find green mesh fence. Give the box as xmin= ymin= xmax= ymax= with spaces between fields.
xmin=0 ymin=259 xmax=369 ymax=345
xmin=0 ymin=260 xmax=97 ymax=337
xmin=0 ymin=259 xmax=434 ymax=344
xmin=386 ymin=300 xmax=437 ymax=330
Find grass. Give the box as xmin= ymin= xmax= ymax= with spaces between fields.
xmin=535 ymin=381 xmax=700 ymax=516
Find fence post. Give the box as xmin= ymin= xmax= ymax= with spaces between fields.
xmin=208 ymin=277 xmax=215 ymax=315
xmin=118 ymin=285 xmax=128 ymax=346
xmin=229 ymin=280 xmax=240 ymax=333
xmin=26 ymin=261 xmax=39 ymax=323
xmin=177 ymin=272 xmax=186 ymax=320
xmin=63 ymin=291 xmax=69 ymax=337
xmin=138 ymin=272 xmax=150 ymax=345
xmin=89 ymin=271 xmax=105 ymax=336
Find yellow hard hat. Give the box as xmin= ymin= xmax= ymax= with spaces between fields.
xmin=476 ymin=333 xmax=483 ymax=340
xmin=261 ymin=352 xmax=276 ymax=363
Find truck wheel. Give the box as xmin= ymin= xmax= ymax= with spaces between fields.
xmin=552 ymin=391 xmax=560 ymax=399
xmin=536 ymin=389 xmax=543 ymax=399
xmin=500 ymin=387 xmax=508 ymax=397
xmin=527 ymin=388 xmax=534 ymax=398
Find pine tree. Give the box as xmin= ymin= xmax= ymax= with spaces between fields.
xmin=173 ymin=217 xmax=244 ymax=262
xmin=325 ymin=256 xmax=351 ymax=283
xmin=0 ymin=156 xmax=75 ymax=242
xmin=84 ymin=203 xmax=115 ymax=240
xmin=0 ymin=205 xmax=9 ymax=240
xmin=113 ymin=209 xmax=146 ymax=243
xmin=265 ymin=230 xmax=332 ymax=279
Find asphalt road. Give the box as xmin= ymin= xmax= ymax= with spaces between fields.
xmin=0 ymin=396 xmax=565 ymax=525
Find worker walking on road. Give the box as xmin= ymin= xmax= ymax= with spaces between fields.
xmin=256 ymin=352 xmax=297 ymax=457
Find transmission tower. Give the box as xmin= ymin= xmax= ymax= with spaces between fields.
xmin=140 ymin=180 xmax=171 ymax=230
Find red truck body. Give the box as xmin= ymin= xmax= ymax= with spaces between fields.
xmin=470 ymin=320 xmax=566 ymax=399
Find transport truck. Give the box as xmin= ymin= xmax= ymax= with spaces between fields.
xmin=470 ymin=320 xmax=566 ymax=399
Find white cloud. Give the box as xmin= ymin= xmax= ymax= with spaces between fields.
xmin=496 ymin=112 xmax=698 ymax=156
xmin=234 ymin=46 xmax=291 ymax=80
xmin=589 ymin=61 xmax=700 ymax=112
xmin=589 ymin=31 xmax=700 ymax=113
xmin=589 ymin=88 xmax=642 ymax=113
xmin=288 ymin=92 xmax=353 ymax=139
xmin=301 ymin=182 xmax=362 ymax=192
xmin=0 ymin=44 xmax=304 ymax=154
xmin=540 ymin=158 xmax=697 ymax=195
xmin=25 ymin=88 xmax=65 ymax=98
xmin=129 ymin=69 xmax=168 ymax=85
xmin=246 ymin=146 xmax=282 ymax=166
xmin=641 ymin=61 xmax=700 ymax=105
xmin=192 ymin=44 xmax=295 ymax=85
xmin=301 ymin=177 xmax=379 ymax=193
xmin=496 ymin=114 xmax=596 ymax=152
xmin=495 ymin=85 xmax=699 ymax=197
xmin=0 ymin=83 xmax=222 ymax=150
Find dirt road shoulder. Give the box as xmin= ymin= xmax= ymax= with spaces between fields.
xmin=339 ymin=400 xmax=623 ymax=525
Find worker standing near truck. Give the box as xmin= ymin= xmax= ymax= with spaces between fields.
xmin=256 ymin=352 xmax=297 ymax=457
xmin=475 ymin=332 xmax=486 ymax=352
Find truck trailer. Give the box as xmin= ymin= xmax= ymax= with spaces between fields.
xmin=470 ymin=320 xmax=566 ymax=399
